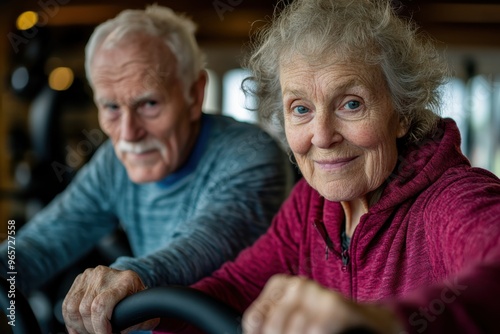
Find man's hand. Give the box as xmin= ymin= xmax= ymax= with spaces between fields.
xmin=242 ymin=274 xmax=404 ymax=334
xmin=62 ymin=265 xmax=159 ymax=334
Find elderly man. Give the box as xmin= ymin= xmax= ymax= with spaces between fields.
xmin=0 ymin=4 xmax=290 ymax=327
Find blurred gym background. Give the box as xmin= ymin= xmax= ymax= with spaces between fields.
xmin=0 ymin=0 xmax=499 ymax=332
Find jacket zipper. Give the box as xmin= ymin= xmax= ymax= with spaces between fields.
xmin=342 ymin=233 xmax=353 ymax=299
xmin=313 ymin=219 xmax=354 ymax=298
xmin=313 ymin=219 xmax=351 ymax=267
xmin=340 ymin=229 xmax=350 ymax=271
xmin=312 ymin=220 xmax=351 ymax=266
xmin=341 ymin=249 xmax=350 ymax=268
xmin=312 ymin=219 xmax=335 ymax=259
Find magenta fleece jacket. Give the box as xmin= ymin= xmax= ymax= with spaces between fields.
xmin=157 ymin=118 xmax=500 ymax=333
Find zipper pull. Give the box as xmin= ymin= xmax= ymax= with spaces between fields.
xmin=341 ymin=249 xmax=350 ymax=266
xmin=313 ymin=219 xmax=334 ymax=261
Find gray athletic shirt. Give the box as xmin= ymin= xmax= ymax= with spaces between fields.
xmin=1 ymin=113 xmax=291 ymax=293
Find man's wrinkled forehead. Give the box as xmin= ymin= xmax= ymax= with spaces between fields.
xmin=91 ymin=35 xmax=177 ymax=88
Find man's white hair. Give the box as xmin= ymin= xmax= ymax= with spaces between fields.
xmin=85 ymin=4 xmax=205 ymax=95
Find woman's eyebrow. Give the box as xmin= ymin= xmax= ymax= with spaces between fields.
xmin=282 ymin=87 xmax=304 ymax=97
xmin=333 ymin=80 xmax=364 ymax=93
xmin=282 ymin=79 xmax=368 ymax=98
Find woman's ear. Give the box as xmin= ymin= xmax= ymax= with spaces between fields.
xmin=188 ymin=70 xmax=208 ymax=121
xmin=397 ymin=115 xmax=409 ymax=138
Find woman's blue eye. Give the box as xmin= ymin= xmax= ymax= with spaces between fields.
xmin=293 ymin=105 xmax=309 ymax=114
xmin=345 ymin=100 xmax=361 ymax=110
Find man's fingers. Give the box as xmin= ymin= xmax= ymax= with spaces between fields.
xmin=63 ymin=274 xmax=88 ymax=333
xmin=62 ymin=266 xmax=147 ymax=334
xmin=80 ymin=291 xmax=99 ymax=333
xmin=63 ymin=298 xmax=86 ymax=333
xmin=66 ymin=328 xmax=81 ymax=334
xmin=90 ymin=289 xmax=126 ymax=334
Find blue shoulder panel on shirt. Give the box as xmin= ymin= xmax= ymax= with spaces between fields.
xmin=156 ymin=113 xmax=213 ymax=188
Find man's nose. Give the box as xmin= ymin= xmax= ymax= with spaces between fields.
xmin=120 ymin=111 xmax=145 ymax=142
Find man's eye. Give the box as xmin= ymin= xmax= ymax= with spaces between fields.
xmin=139 ymin=100 xmax=161 ymax=117
xmin=104 ymin=104 xmax=119 ymax=111
xmin=292 ymin=105 xmax=310 ymax=114
xmin=344 ymin=100 xmax=361 ymax=110
xmin=100 ymin=104 xmax=121 ymax=120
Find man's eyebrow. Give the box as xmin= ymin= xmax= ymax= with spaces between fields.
xmin=95 ymin=91 xmax=160 ymax=107
xmin=95 ymin=97 xmax=115 ymax=105
xmin=130 ymin=92 xmax=158 ymax=107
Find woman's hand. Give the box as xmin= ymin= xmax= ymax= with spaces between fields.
xmin=62 ymin=265 xmax=159 ymax=334
xmin=242 ymin=274 xmax=403 ymax=334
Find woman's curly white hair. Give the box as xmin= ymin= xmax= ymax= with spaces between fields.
xmin=243 ymin=0 xmax=449 ymax=148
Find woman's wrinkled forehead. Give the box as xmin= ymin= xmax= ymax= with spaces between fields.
xmin=278 ymin=52 xmax=388 ymax=96
xmin=278 ymin=33 xmax=380 ymax=65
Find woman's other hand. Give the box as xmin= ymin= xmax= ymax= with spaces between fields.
xmin=243 ymin=274 xmax=403 ymax=334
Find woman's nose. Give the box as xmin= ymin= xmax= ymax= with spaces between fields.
xmin=310 ymin=112 xmax=343 ymax=148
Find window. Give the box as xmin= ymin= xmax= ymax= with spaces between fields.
xmin=222 ymin=69 xmax=258 ymax=124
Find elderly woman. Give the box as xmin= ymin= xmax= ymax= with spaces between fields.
xmin=169 ymin=0 xmax=500 ymax=333
xmin=72 ymin=0 xmax=500 ymax=333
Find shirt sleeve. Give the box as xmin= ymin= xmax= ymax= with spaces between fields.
xmin=192 ymin=180 xmax=310 ymax=310
xmin=0 ymin=142 xmax=120 ymax=294
xmin=153 ymin=180 xmax=309 ymax=333
xmin=385 ymin=168 xmax=500 ymax=333
xmin=110 ymin=127 xmax=294 ymax=289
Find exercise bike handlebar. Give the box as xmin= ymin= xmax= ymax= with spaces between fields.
xmin=110 ymin=286 xmax=242 ymax=334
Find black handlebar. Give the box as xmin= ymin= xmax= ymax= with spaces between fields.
xmin=110 ymin=286 xmax=242 ymax=334
xmin=0 ymin=277 xmax=376 ymax=334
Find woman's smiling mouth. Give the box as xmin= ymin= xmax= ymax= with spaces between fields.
xmin=314 ymin=156 xmax=358 ymax=170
